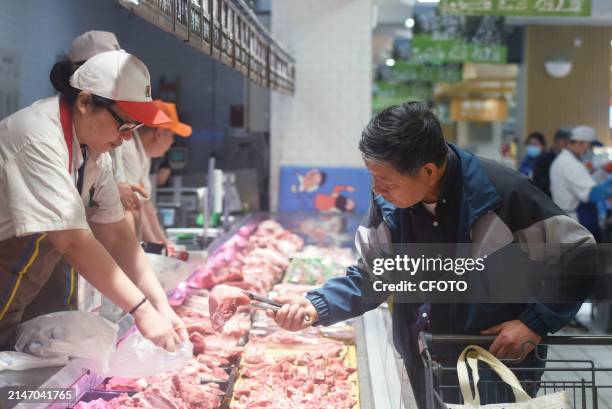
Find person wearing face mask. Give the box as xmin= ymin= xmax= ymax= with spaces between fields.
xmin=267 ymin=102 xmax=594 ymax=407
xmin=518 ymin=132 xmax=546 ymax=177
xmin=0 ymin=50 xmax=188 ymax=351
xmin=550 ymin=125 xmax=612 ymax=241
xmin=117 ymin=100 xmax=192 ymax=244
xmin=531 ymin=128 xmax=571 ymax=197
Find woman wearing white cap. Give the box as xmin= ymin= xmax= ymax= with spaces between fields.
xmin=0 ymin=50 xmax=187 ymax=351
xmin=68 ymin=30 xmax=148 ymax=210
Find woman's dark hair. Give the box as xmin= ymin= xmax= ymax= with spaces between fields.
xmin=49 ymin=57 xmax=113 ymax=107
xmin=359 ymin=101 xmax=448 ymax=175
xmin=525 ymin=131 xmax=546 ymax=147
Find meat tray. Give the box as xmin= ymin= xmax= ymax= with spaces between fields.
xmin=70 ymin=366 xmax=238 ymax=409
xmin=230 ymin=344 xmax=360 ymax=409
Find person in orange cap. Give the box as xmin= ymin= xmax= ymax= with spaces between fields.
xmin=115 ymin=100 xmax=192 ymax=245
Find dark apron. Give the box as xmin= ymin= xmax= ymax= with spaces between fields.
xmin=0 ymin=97 xmax=82 ymax=349
xmin=22 ymin=260 xmax=78 ymax=322
xmin=0 ymin=235 xmax=63 ymax=348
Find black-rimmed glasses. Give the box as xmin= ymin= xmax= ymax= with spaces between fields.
xmin=105 ymin=105 xmax=143 ymax=133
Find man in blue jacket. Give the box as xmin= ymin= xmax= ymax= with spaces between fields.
xmin=270 ymin=102 xmax=593 ymax=407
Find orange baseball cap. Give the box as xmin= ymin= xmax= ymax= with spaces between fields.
xmin=152 ymin=100 xmax=192 ymax=137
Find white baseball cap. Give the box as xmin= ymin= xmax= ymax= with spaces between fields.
xmin=570 ymin=126 xmax=602 ymax=146
xmin=69 ymin=31 xmax=121 ymax=63
xmin=70 ymin=50 xmax=170 ymax=126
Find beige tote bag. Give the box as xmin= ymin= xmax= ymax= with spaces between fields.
xmin=446 ymin=345 xmax=569 ymax=409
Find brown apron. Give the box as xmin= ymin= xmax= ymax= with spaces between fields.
xmin=0 ymin=234 xmax=62 ymax=348
xmin=22 ymin=259 xmax=78 ymax=322
xmin=0 ymin=97 xmax=83 ymax=349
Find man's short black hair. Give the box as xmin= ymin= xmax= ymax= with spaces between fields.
xmin=359 ymin=101 xmax=448 ymax=175
xmin=525 ymin=132 xmax=546 ymax=147
xmin=553 ymin=128 xmax=572 ymax=142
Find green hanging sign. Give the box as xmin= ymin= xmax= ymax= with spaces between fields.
xmin=440 ymin=0 xmax=591 ymax=17
xmin=393 ymin=61 xmax=463 ymax=83
xmin=373 ymin=81 xmax=432 ymax=114
xmin=411 ymin=36 xmax=507 ymax=64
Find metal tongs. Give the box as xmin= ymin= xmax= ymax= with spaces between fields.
xmin=242 ymin=291 xmax=311 ymax=323
xmin=243 ymin=290 xmax=283 ymax=312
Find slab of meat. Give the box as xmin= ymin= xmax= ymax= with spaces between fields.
xmin=186 ymin=322 xmax=215 ymax=337
xmin=104 ymin=376 xmax=148 ymax=392
xmin=177 ymin=385 xmax=221 ymax=409
xmin=241 ymin=340 xmax=267 ymax=365
xmin=182 ymin=295 xmax=210 ymax=311
xmin=189 ymin=332 xmax=207 ymax=356
xmin=202 ymin=334 xmax=240 ymax=350
xmin=189 ymin=266 xmax=244 ymax=289
xmin=209 ymin=285 xmax=250 ymax=332
xmin=179 ymin=357 xmax=230 ymax=383
xmin=174 ymin=305 xmax=209 ymax=320
xmin=140 ymin=386 xmax=187 ymax=409
xmin=220 ymin=312 xmax=251 ymax=338
xmin=215 ymin=345 xmax=244 ymax=363
xmin=196 ymin=354 xmax=230 ymax=368
xmin=188 ymin=268 xmax=216 ymax=289
xmin=262 ymin=331 xmax=345 ymax=357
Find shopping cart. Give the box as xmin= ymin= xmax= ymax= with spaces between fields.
xmin=419 ymin=332 xmax=612 ymax=409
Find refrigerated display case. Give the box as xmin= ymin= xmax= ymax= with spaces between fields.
xmin=1 ymin=213 xmax=414 ymax=409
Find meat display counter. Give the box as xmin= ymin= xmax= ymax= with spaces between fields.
xmin=1 ymin=213 xmax=414 ymax=409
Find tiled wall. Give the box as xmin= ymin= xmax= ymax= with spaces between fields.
xmin=269 ymin=0 xmax=373 ymax=210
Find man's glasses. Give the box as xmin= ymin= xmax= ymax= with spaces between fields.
xmin=105 ymin=105 xmax=143 ymax=133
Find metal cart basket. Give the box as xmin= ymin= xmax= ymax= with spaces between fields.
xmin=419 ymin=332 xmax=612 ymax=409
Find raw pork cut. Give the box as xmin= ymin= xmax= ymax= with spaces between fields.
xmin=209 ymin=285 xmax=250 ymax=331
xmin=104 ymin=376 xmax=147 ymax=392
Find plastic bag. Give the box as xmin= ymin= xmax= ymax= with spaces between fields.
xmin=0 ymin=351 xmax=68 ymax=372
xmin=14 ymin=311 xmax=192 ymax=377
xmin=107 ymin=330 xmax=193 ymax=378
xmin=15 ymin=311 xmax=117 ymax=373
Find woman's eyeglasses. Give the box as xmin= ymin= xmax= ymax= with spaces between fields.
xmin=105 ymin=105 xmax=143 ymax=133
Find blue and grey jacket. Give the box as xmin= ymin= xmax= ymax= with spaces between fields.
xmin=305 ymin=143 xmax=594 ymax=377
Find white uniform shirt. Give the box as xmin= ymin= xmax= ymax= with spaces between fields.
xmin=0 ymin=96 xmax=124 ymax=241
xmin=116 ymin=131 xmax=151 ymax=199
xmin=109 ymin=147 xmax=126 ymax=183
xmin=549 ymin=148 xmax=596 ymax=220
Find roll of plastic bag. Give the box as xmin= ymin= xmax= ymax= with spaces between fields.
xmin=0 ymin=352 xmax=68 ymax=372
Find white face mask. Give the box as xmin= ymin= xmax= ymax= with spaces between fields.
xmin=580 ymin=150 xmax=594 ymax=163
xmin=526 ymin=145 xmax=542 ymax=158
